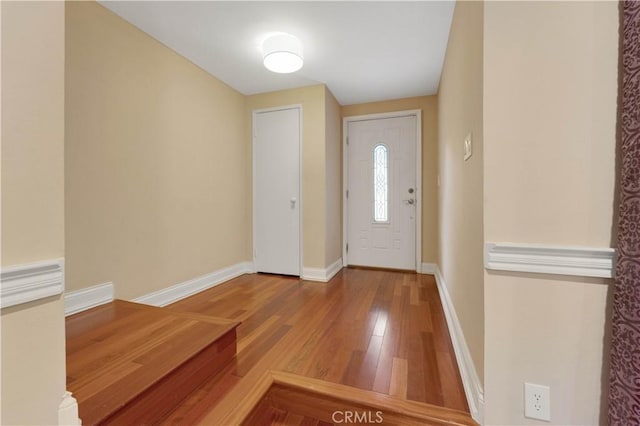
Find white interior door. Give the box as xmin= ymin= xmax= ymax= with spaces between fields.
xmin=254 ymin=107 xmax=300 ymax=276
xmin=346 ymin=116 xmax=417 ymax=270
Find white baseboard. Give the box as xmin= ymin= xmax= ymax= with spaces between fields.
xmin=420 ymin=262 xmax=437 ymax=274
xmin=1 ymin=259 xmax=64 ymax=309
xmin=301 ymin=258 xmax=343 ymax=282
xmin=301 ymin=266 xmax=326 ymax=281
xmin=326 ymin=258 xmax=343 ymax=281
xmin=133 ymin=261 xmax=255 ymax=307
xmin=434 ymin=266 xmax=484 ymax=424
xmin=65 ymin=282 xmax=114 ymax=316
xmin=484 ymin=242 xmax=615 ymax=278
xmin=58 ymin=391 xmax=80 ymax=426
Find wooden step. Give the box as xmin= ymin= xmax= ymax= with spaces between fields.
xmin=66 ymin=300 xmax=239 ymax=425
xmin=207 ymin=370 xmax=478 ymax=426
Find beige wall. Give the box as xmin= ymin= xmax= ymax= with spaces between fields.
xmin=341 ymin=96 xmax=439 ymax=265
xmin=65 ymin=2 xmax=248 ymax=299
xmin=483 ymin=2 xmax=617 ymax=424
xmin=1 ymin=1 xmax=64 ymax=266
xmin=1 ymin=1 xmax=67 ymax=424
xmin=1 ymin=298 xmax=67 ymax=425
xmin=324 ymin=87 xmax=342 ymax=266
xmin=245 ymin=85 xmax=328 ymax=269
xmin=437 ymin=0 xmax=485 ymax=382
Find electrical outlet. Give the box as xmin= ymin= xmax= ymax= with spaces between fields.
xmin=524 ymin=382 xmax=550 ymax=421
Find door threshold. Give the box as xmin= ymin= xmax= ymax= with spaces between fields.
xmin=256 ymin=272 xmax=301 ymax=279
xmin=347 ymin=264 xmax=417 ymax=273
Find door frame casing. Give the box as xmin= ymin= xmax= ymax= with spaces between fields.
xmin=252 ymin=104 xmax=303 ymax=276
xmin=342 ymin=110 xmax=422 ymax=271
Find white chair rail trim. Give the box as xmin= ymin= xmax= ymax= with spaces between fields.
xmin=1 ymin=259 xmax=64 ymax=309
xmin=484 ymin=243 xmax=616 ymax=278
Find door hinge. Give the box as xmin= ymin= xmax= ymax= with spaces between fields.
xmin=346 ymin=190 xmax=349 ymax=199
xmin=346 ymin=243 xmax=349 ymax=253
xmin=346 ymin=136 xmax=349 ymax=145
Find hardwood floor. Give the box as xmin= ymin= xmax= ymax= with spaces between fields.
xmin=163 ymin=268 xmax=469 ymax=424
xmin=66 ymin=300 xmax=239 ymax=425
xmin=237 ymin=371 xmax=474 ymax=426
xmin=248 ymin=404 xmax=332 ymax=426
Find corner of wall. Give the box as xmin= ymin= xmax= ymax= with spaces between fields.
xmin=1 ymin=1 xmax=68 ymax=424
xmin=324 ymin=86 xmax=343 ymax=269
xmin=436 ymin=0 xmax=485 ymax=389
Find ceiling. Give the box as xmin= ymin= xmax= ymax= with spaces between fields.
xmin=99 ymin=1 xmax=455 ymax=105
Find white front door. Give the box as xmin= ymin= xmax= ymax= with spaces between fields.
xmin=346 ymin=116 xmax=417 ymax=270
xmin=254 ymin=107 xmax=300 ymax=276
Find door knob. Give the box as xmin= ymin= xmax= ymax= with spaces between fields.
xmin=404 ymin=198 xmax=415 ymax=205
xmin=290 ymin=197 xmax=297 ymax=206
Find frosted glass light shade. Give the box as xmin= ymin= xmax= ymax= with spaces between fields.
xmin=262 ymin=34 xmax=303 ymax=74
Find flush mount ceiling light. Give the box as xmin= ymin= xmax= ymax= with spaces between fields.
xmin=262 ymin=33 xmax=303 ymax=74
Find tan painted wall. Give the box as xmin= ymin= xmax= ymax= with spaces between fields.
xmin=437 ymin=0 xmax=485 ymax=382
xmin=65 ymin=2 xmax=248 ymax=299
xmin=1 ymin=1 xmax=67 ymax=424
xmin=245 ymin=85 xmax=327 ymax=269
xmin=324 ymin=87 xmax=342 ymax=266
xmin=341 ymin=96 xmax=438 ymax=265
xmin=1 ymin=1 xmax=64 ymax=266
xmin=1 ymin=298 xmax=67 ymax=425
xmin=483 ymin=2 xmax=617 ymax=424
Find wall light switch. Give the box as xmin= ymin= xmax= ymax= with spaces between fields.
xmin=464 ymin=132 xmax=472 ymax=161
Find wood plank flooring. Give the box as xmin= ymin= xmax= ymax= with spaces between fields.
xmin=239 ymin=370 xmax=474 ymax=426
xmin=66 ymin=300 xmax=239 ymax=425
xmin=163 ymin=268 xmax=469 ymax=424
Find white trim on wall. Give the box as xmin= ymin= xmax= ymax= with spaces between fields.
xmin=133 ymin=261 xmax=255 ymax=307
xmin=301 ymin=258 xmax=343 ymax=282
xmin=342 ymin=109 xmax=423 ymax=272
xmin=420 ymin=262 xmax=437 ymax=274
xmin=64 ymin=282 xmax=114 ymax=316
xmin=0 ymin=259 xmax=64 ymax=309
xmin=433 ymin=266 xmax=485 ymax=424
xmin=484 ymin=243 xmax=616 ymax=278
xmin=58 ymin=391 xmax=81 ymax=426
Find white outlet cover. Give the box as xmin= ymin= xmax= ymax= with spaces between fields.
xmin=464 ymin=132 xmax=472 ymax=161
xmin=524 ymin=382 xmax=550 ymax=422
